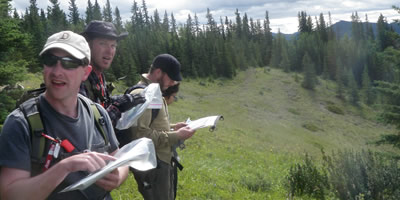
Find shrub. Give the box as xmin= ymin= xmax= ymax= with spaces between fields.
xmin=302 ymin=123 xmax=321 ymax=132
xmin=326 ymin=104 xmax=344 ymax=115
xmin=322 ymin=149 xmax=400 ymax=200
xmin=240 ymin=172 xmax=271 ymax=192
xmin=286 ymin=153 xmax=329 ymax=200
xmin=288 ymin=108 xmax=300 ymax=115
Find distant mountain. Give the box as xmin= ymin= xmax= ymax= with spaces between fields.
xmin=332 ymin=20 xmax=400 ymax=38
xmin=273 ymin=20 xmax=400 ymax=39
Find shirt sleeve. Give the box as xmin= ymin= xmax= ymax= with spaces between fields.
xmin=0 ymin=110 xmax=32 ymax=171
xmin=129 ymin=89 xmax=180 ymax=149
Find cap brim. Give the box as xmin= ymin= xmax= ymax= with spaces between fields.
xmin=171 ymin=73 xmax=182 ymax=81
xmin=39 ymin=43 xmax=86 ymax=60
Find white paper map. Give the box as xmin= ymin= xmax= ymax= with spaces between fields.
xmin=60 ymin=138 xmax=156 ymax=193
xmin=187 ymin=115 xmax=223 ymax=131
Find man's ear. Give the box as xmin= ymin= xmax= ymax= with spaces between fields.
xmin=154 ymin=68 xmax=163 ymax=78
xmin=82 ymin=65 xmax=92 ymax=81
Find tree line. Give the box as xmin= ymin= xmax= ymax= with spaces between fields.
xmin=2 ymin=0 xmax=400 ymax=146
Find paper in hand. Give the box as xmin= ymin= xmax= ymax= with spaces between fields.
xmin=186 ymin=115 xmax=223 ymax=131
xmin=60 ymin=138 xmax=156 ymax=193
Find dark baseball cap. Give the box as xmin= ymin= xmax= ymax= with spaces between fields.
xmin=82 ymin=20 xmax=128 ymax=40
xmin=152 ymin=54 xmax=182 ymax=81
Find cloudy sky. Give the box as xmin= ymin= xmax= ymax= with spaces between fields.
xmin=11 ymin=0 xmax=400 ymax=33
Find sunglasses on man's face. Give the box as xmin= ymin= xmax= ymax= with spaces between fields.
xmin=41 ymin=53 xmax=88 ymax=70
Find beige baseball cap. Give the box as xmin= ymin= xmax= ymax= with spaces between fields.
xmin=39 ymin=31 xmax=90 ymax=62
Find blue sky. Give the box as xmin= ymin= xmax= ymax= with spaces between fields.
xmin=11 ymin=0 xmax=400 ymax=33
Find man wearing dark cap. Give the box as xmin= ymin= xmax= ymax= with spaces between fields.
xmin=80 ymin=20 xmax=144 ymax=126
xmin=126 ymin=54 xmax=196 ymax=200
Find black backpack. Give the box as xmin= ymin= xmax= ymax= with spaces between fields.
xmin=116 ymin=84 xmax=159 ymax=147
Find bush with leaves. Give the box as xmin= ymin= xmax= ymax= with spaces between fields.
xmin=322 ymin=149 xmax=400 ymax=200
xmin=286 ymin=153 xmax=329 ymax=200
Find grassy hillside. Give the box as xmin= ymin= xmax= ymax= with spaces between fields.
xmin=112 ymin=67 xmax=399 ymax=199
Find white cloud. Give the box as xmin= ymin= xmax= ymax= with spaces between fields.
xmin=10 ymin=0 xmax=400 ymax=33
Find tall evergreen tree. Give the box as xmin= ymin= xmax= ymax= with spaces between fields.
xmin=85 ymin=0 xmax=93 ymax=25
xmin=47 ymin=0 xmax=67 ymax=34
xmin=141 ymin=0 xmax=149 ymax=25
xmin=235 ymin=9 xmax=242 ymax=38
xmin=0 ymin=0 xmax=11 ymax=18
xmin=114 ymin=7 xmax=123 ymax=32
xmin=318 ymin=13 xmax=328 ymax=42
xmin=263 ymin=11 xmax=273 ymax=66
xmin=102 ymin=0 xmax=113 ymax=22
xmin=92 ymin=0 xmax=102 ymax=20
xmin=364 ymin=14 xmax=374 ymax=40
xmin=280 ymin=45 xmax=290 ymax=72
xmin=162 ymin=10 xmax=169 ymax=32
xmin=361 ymin=65 xmax=374 ymax=104
xmin=348 ymin=70 xmax=360 ymax=105
xmin=377 ymin=14 xmax=391 ymax=51
xmin=301 ymin=53 xmax=317 ymax=90
xmin=68 ymin=0 xmax=80 ymax=25
xmin=336 ymin=58 xmax=346 ymax=100
xmin=13 ymin=8 xmax=19 ymax=19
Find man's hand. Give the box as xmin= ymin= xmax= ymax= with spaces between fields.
xmin=176 ymin=126 xmax=196 ymax=140
xmin=60 ymin=152 xmax=116 ymax=173
xmin=112 ymin=94 xmax=146 ymax=113
xmin=95 ymin=168 xmax=122 ymax=191
xmin=107 ymin=94 xmax=146 ymax=125
xmin=173 ymin=122 xmax=187 ymax=131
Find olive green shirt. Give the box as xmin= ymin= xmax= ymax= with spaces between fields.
xmin=128 ymin=74 xmax=180 ymax=164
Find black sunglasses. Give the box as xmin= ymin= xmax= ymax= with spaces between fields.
xmin=41 ymin=53 xmax=88 ymax=70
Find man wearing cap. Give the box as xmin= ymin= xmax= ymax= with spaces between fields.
xmin=0 ymin=31 xmax=129 ymax=200
xmin=126 ymin=54 xmax=196 ymax=200
xmin=80 ymin=20 xmax=144 ymax=126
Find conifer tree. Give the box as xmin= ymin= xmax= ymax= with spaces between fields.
xmin=235 ymin=9 xmax=242 ymax=38
xmin=335 ymin=59 xmax=346 ymax=100
xmin=13 ymin=8 xmax=19 ymax=19
xmin=263 ymin=11 xmax=273 ymax=66
xmin=114 ymin=7 xmax=123 ymax=32
xmin=141 ymin=0 xmax=149 ymax=25
xmin=364 ymin=14 xmax=374 ymax=40
xmin=68 ymin=0 xmax=80 ymax=25
xmin=47 ymin=0 xmax=67 ymax=34
xmin=103 ymin=0 xmax=113 ymax=22
xmin=92 ymin=0 xmax=102 ymax=20
xmin=85 ymin=0 xmax=93 ymax=25
xmin=361 ymin=65 xmax=374 ymax=104
xmin=348 ymin=70 xmax=359 ymax=105
xmin=0 ymin=0 xmax=11 ymax=18
xmin=377 ymin=14 xmax=391 ymax=51
xmin=298 ymin=11 xmax=308 ymax=33
xmin=318 ymin=13 xmax=328 ymax=42
xmin=162 ymin=10 xmax=169 ymax=32
xmin=301 ymin=53 xmax=317 ymax=90
xmin=280 ymin=45 xmax=290 ymax=72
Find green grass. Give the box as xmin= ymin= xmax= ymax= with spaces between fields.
xmin=111 ymin=67 xmax=399 ymax=199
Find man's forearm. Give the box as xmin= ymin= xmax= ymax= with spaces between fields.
xmin=0 ymin=164 xmax=70 ymax=200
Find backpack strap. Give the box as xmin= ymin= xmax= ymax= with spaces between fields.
xmin=90 ymin=103 xmax=109 ymax=145
xmin=19 ymin=97 xmax=46 ymax=163
xmin=78 ymin=94 xmax=110 ymax=145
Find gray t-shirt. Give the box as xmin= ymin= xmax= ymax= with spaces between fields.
xmin=0 ymin=94 xmax=119 ymax=200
